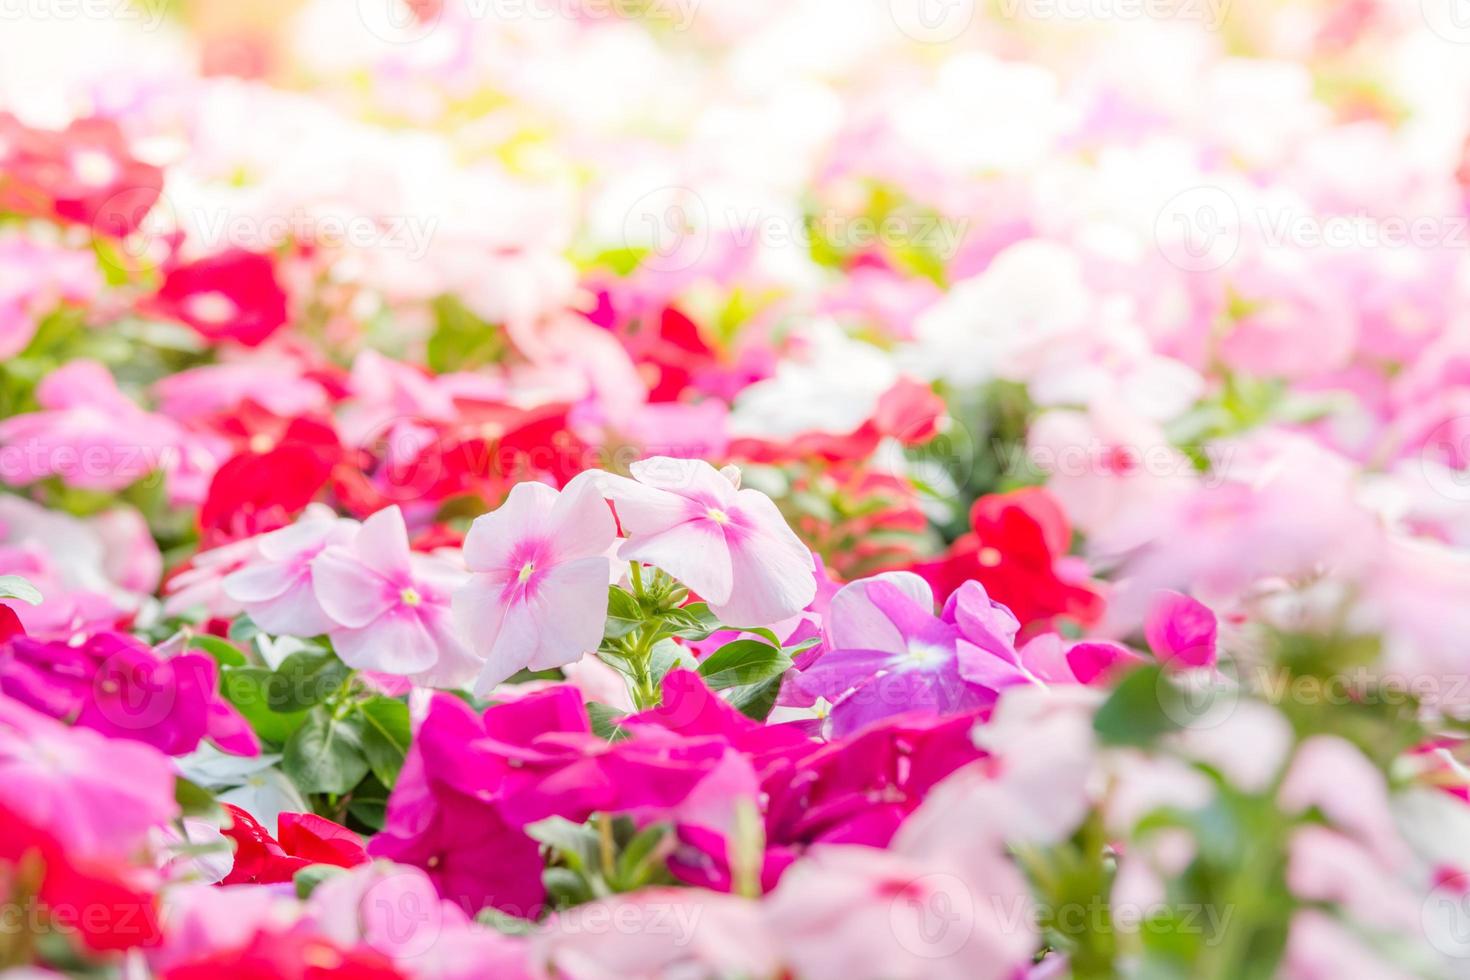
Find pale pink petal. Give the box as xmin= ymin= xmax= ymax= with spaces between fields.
xmin=462 ymin=481 xmax=558 ymax=572
xmin=629 ymin=456 xmax=737 ymax=504
xmin=416 ymin=612 xmax=480 ymax=689
xmin=331 ymin=609 xmax=438 ymax=675
xmin=524 ymin=556 xmax=611 ymax=671
xmin=474 ymin=602 xmax=540 ymax=694
xmin=222 ymin=561 xmax=297 ymax=605
xmin=619 ymin=519 xmax=734 ymax=605
xmin=353 ymin=506 xmax=413 ymax=578
xmin=600 ymin=475 xmax=694 ymax=537
xmin=247 ymin=581 xmax=337 ymax=638
xmin=312 ymin=549 xmax=395 ymax=628
xmin=452 ymin=572 xmax=512 ymax=661
xmin=548 ymin=472 xmax=617 ymax=562
xmin=717 ymin=518 xmax=818 ymax=628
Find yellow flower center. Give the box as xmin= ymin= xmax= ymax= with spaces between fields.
xmin=400 ymin=587 xmax=422 ymax=607
xmin=518 ymin=561 xmax=536 ymax=583
xmin=706 ymin=507 xmax=730 ymax=525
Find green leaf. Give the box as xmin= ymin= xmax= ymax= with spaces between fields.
xmin=614 ymin=823 xmax=671 ymax=891
xmin=174 ymin=776 xmax=223 ymax=821
xmin=346 ymin=774 xmax=389 ymax=833
xmin=604 ymin=587 xmax=643 ymax=640
xmin=0 ymin=575 xmax=42 ymax=606
xmin=221 ymin=667 xmax=310 ymax=745
xmin=587 ymin=702 xmax=628 ymax=742
xmin=187 ymin=634 xmax=247 ymax=668
xmin=543 ymin=867 xmax=594 ymax=908
xmin=724 ymin=673 xmax=786 ymax=721
xmin=658 ymin=602 xmax=721 ymax=640
xmin=698 ymin=639 xmax=792 ymax=691
xmin=426 ymin=295 xmax=505 ymax=373
xmin=475 ymin=907 xmax=540 ymax=936
xmin=282 ymin=709 xmax=369 ymax=795
xmin=648 ymin=638 xmax=698 ymax=687
xmin=269 ymin=650 xmax=353 ymax=713
xmin=294 ymin=864 xmax=348 ymax=899
xmin=526 ymin=817 xmax=602 ymax=876
xmin=1093 ymin=665 xmax=1180 ymax=747
xmin=357 ymin=697 xmax=411 ymax=788
xmin=228 ymin=615 xmax=262 ymax=646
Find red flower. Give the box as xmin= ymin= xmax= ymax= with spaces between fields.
xmin=0 ymin=113 xmax=164 ymax=238
xmin=219 ymin=805 xmax=366 ymax=886
xmin=200 ymin=418 xmax=341 ymax=546
xmin=162 ymin=929 xmax=402 ymax=980
xmin=0 ymin=799 xmax=162 ymax=953
xmin=152 ymin=249 xmax=290 ymax=347
xmin=912 ymin=487 xmax=1104 ymax=629
xmin=0 ymin=604 xmax=24 ymax=644
xmin=730 ymin=378 xmax=944 ymax=465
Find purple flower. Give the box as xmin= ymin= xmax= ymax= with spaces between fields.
xmin=0 ymin=631 xmax=257 ymax=757
xmin=796 ymin=572 xmax=1040 ymax=736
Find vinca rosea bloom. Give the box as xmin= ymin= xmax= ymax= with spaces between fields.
xmin=223 ymin=509 xmax=360 ymax=637
xmin=796 ymin=572 xmax=1037 ymax=736
xmin=453 ymin=473 xmax=617 ymax=693
xmin=602 ymin=457 xmax=817 ymax=627
xmin=7 ymin=1 xmax=1470 ymax=976
xmin=311 ymin=505 xmax=477 ymax=687
xmin=0 ymin=631 xmax=258 ymax=757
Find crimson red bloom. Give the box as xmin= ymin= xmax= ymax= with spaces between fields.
xmin=0 ymin=113 xmax=164 ymax=237
xmin=152 ymin=249 xmax=290 ymax=347
xmin=161 ymin=929 xmax=402 ymax=980
xmin=0 ymin=604 xmax=24 ymax=644
xmin=0 ymin=799 xmax=162 ymax=953
xmin=199 ymin=418 xmax=341 ymax=546
xmin=219 ymin=805 xmax=366 ymax=886
xmin=911 ymin=487 xmax=1104 ymax=629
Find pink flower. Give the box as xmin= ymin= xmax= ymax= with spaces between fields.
xmin=0 ymin=360 xmax=189 ymax=492
xmin=224 ymin=510 xmax=360 ymax=637
xmin=0 ymin=235 xmax=100 ymax=359
xmin=602 ymin=457 xmax=817 ymax=628
xmin=1143 ymin=590 xmax=1219 ymax=667
xmin=311 ymin=506 xmax=476 ymax=687
xmin=453 ymin=473 xmax=616 ymax=693
xmin=765 ymin=844 xmax=1036 ymax=980
xmin=0 ymin=697 xmax=178 ymax=860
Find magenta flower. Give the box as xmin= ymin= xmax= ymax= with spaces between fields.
xmin=453 ymin=473 xmax=616 ymax=693
xmin=602 ymin=457 xmax=817 ymax=628
xmin=223 ymin=509 xmax=360 ymax=637
xmin=311 ymin=505 xmax=476 ymax=688
xmin=0 ymin=631 xmax=257 ymax=757
xmin=1144 ymin=589 xmax=1219 ymax=667
xmin=796 ymin=572 xmax=1040 ymax=736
